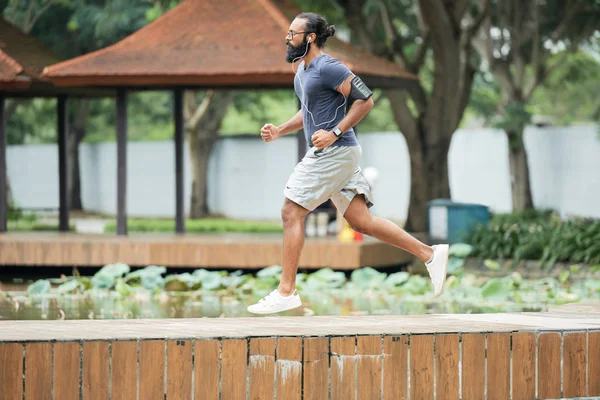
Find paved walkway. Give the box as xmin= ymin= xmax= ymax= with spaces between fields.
xmin=1 ymin=302 xmax=599 ymax=342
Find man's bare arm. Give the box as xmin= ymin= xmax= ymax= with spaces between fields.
xmin=276 ymin=110 xmax=303 ymax=136
xmin=335 ymin=75 xmax=374 ymax=134
xmin=335 ymin=98 xmax=374 ymax=134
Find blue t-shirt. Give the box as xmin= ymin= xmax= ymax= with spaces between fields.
xmin=294 ymin=54 xmax=359 ymax=147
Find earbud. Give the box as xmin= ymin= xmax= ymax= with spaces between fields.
xmin=307 ymin=37 xmax=311 ymax=43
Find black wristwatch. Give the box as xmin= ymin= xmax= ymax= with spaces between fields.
xmin=332 ymin=126 xmax=343 ymax=137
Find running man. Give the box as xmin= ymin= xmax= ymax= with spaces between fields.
xmin=247 ymin=12 xmax=448 ymax=314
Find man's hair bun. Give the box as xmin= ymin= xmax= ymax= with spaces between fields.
xmin=326 ymin=25 xmax=336 ymax=37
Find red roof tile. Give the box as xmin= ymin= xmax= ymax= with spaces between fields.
xmin=0 ymin=17 xmax=64 ymax=91
xmin=0 ymin=50 xmax=22 ymax=81
xmin=0 ymin=18 xmax=61 ymax=80
xmin=44 ymin=0 xmax=416 ymax=88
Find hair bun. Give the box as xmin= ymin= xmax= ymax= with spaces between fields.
xmin=326 ymin=25 xmax=336 ymax=37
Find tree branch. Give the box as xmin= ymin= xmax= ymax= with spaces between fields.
xmin=456 ymin=63 xmax=476 ymax=130
xmin=343 ymin=0 xmax=376 ymax=53
xmin=472 ymin=25 xmax=493 ymax=66
xmin=454 ymin=6 xmax=484 ymax=132
xmin=6 ymin=0 xmax=19 ymax=24
xmin=466 ymin=0 xmax=490 ymax=35
xmin=379 ymin=2 xmax=410 ymax=69
xmin=514 ymin=0 xmax=540 ymax=50
xmin=524 ymin=48 xmax=569 ymax=100
xmin=494 ymin=60 xmax=517 ymax=99
xmin=550 ymin=0 xmax=586 ymax=42
xmin=418 ymin=0 xmax=454 ymax=44
xmin=184 ymin=90 xmax=196 ymax=120
xmin=22 ymin=0 xmax=35 ymax=33
xmin=27 ymin=1 xmax=55 ymax=33
xmin=412 ymin=32 xmax=430 ymax=73
xmin=186 ymin=90 xmax=215 ymax=132
xmin=530 ymin=0 xmax=541 ymax=86
xmin=385 ymin=89 xmax=419 ymax=140
xmin=454 ymin=0 xmax=471 ymax=29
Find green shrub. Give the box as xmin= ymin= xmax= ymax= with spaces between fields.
xmin=490 ymin=208 xmax=554 ymax=225
xmin=8 ymin=221 xmax=76 ymax=232
xmin=103 ymin=218 xmax=283 ymax=233
xmin=7 ymin=206 xmax=38 ymax=222
xmin=468 ymin=211 xmax=600 ymax=267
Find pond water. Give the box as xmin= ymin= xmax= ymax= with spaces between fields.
xmin=0 ymin=287 xmax=550 ymax=320
xmin=2 ymin=262 xmax=598 ymax=320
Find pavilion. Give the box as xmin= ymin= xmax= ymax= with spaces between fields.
xmin=0 ymin=17 xmax=112 ymax=233
xmin=41 ymin=0 xmax=418 ymax=236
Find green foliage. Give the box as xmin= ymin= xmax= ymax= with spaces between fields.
xmin=529 ymin=50 xmax=600 ymax=125
xmin=103 ymin=218 xmax=283 ymax=233
xmin=6 ymin=206 xmax=75 ymax=231
xmin=492 ymin=102 xmax=533 ymax=144
xmin=491 ymin=208 xmax=555 ymax=225
xmin=7 ymin=207 xmax=37 ymax=222
xmin=26 ymin=279 xmax=51 ymax=296
xmin=91 ymin=263 xmax=131 ymax=289
xmin=359 ymin=92 xmax=398 ymax=132
xmin=124 ymin=266 xmax=167 ymax=290
xmin=5 ymin=99 xmax=59 ymax=145
xmin=7 ymin=221 xmax=76 ymax=232
xmin=468 ymin=210 xmax=600 ymax=267
xmin=12 ymin=262 xmax=600 ymax=319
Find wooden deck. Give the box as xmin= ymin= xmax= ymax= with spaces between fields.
xmin=0 ymin=232 xmax=419 ymax=269
xmin=1 ymin=303 xmax=599 ymax=399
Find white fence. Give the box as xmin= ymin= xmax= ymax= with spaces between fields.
xmin=7 ymin=124 xmax=600 ymax=222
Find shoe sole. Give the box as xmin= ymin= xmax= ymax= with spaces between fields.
xmin=434 ymin=244 xmax=449 ymax=297
xmin=247 ymin=302 xmax=303 ymax=315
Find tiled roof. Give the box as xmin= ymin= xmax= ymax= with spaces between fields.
xmin=44 ymin=0 xmax=416 ymax=88
xmin=0 ymin=50 xmax=22 ymax=81
xmin=0 ymin=18 xmax=113 ymax=96
xmin=0 ymin=18 xmax=61 ymax=88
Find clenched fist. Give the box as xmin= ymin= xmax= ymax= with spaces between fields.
xmin=260 ymin=123 xmax=280 ymax=142
xmin=311 ymin=129 xmax=337 ymax=150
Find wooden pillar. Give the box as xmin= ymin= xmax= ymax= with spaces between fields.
xmin=57 ymin=95 xmax=69 ymax=232
xmin=173 ymin=88 xmax=185 ymax=233
xmin=116 ymin=89 xmax=127 ymax=236
xmin=0 ymin=94 xmax=6 ymax=232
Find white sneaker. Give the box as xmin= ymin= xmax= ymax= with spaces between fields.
xmin=426 ymin=244 xmax=449 ymax=297
xmin=247 ymin=289 xmax=302 ymax=315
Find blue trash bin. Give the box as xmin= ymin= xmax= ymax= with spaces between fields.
xmin=427 ymin=199 xmax=489 ymax=244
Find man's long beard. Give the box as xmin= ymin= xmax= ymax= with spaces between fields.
xmin=285 ymin=40 xmax=310 ymax=63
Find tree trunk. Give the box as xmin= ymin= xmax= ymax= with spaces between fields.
xmin=4 ymin=100 xmax=19 ymax=207
xmin=68 ymin=100 xmax=89 ymax=211
xmin=404 ymin=129 xmax=428 ymax=232
xmin=6 ymin=177 xmax=13 ymax=206
xmin=385 ymin=89 xmax=453 ymax=232
xmin=186 ymin=90 xmax=235 ymax=219
xmin=188 ymin=132 xmax=215 ymax=218
xmin=338 ymin=0 xmax=484 ymax=232
xmin=507 ymin=130 xmax=534 ymax=210
xmin=404 ymin=126 xmax=452 ymax=232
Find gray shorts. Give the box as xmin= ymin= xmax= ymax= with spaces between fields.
xmin=283 ymin=145 xmax=374 ymax=216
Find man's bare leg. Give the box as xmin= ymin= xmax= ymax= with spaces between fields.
xmin=278 ymin=198 xmax=310 ymax=296
xmin=343 ymin=195 xmax=433 ymax=262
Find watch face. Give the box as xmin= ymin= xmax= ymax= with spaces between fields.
xmin=334 ymin=128 xmax=342 ymax=137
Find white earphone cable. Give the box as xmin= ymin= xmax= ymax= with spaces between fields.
xmin=292 ymin=38 xmax=347 ymax=128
